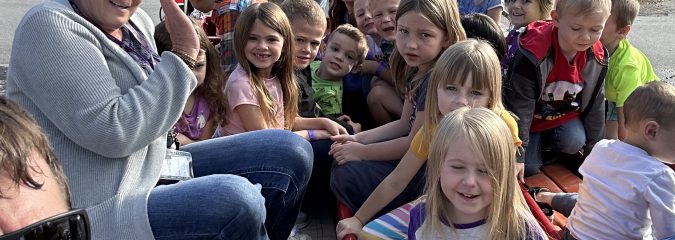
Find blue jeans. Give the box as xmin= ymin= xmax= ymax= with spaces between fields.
xmin=148 ymin=175 xmax=267 ymax=239
xmin=148 ymin=130 xmax=314 ymax=240
xmin=525 ymin=118 xmax=586 ymax=176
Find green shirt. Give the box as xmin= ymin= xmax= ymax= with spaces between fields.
xmin=311 ymin=61 xmax=343 ymax=116
xmin=605 ymin=39 xmax=659 ymax=107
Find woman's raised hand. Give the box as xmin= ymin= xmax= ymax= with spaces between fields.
xmin=159 ymin=0 xmax=199 ymax=59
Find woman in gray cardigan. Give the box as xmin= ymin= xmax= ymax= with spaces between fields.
xmin=6 ymin=0 xmax=313 ymax=239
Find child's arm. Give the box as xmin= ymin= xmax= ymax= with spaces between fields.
xmin=336 ymin=150 xmax=426 ymax=237
xmin=645 ymin=173 xmax=675 ymax=239
xmin=358 ymin=60 xmax=392 ymax=83
xmin=503 ymin=53 xmax=541 ymax=158
xmin=336 ymin=115 xmax=423 ymax=163
xmin=293 ymin=117 xmax=348 ymax=135
xmin=332 ymin=99 xmax=414 ymax=144
xmin=330 ymin=101 xmax=423 ymax=162
xmin=235 ymin=105 xmax=269 ymax=131
xmin=175 ymin=118 xmax=218 ymax=146
xmin=617 ymin=107 xmax=626 ymax=140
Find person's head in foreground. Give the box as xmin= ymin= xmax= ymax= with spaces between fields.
xmin=0 ymin=96 xmax=89 ymax=240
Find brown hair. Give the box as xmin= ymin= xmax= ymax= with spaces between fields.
xmin=624 ymin=81 xmax=675 ymax=130
xmin=154 ymin=20 xmax=228 ymax=126
xmin=390 ymin=0 xmax=467 ymax=96
xmin=328 ymin=24 xmax=369 ymax=64
xmin=610 ymin=0 xmax=639 ymax=28
xmin=233 ymin=3 xmax=299 ymax=129
xmin=0 ymin=96 xmax=71 ymax=207
xmin=280 ymin=0 xmax=327 ymax=29
xmin=555 ymin=0 xmax=611 ymax=17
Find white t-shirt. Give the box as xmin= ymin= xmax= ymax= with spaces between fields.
xmin=568 ymin=140 xmax=675 ymax=240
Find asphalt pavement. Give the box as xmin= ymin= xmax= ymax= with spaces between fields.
xmin=0 ymin=0 xmax=673 ymax=95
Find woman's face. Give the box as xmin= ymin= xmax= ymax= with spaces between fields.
xmin=74 ymin=0 xmax=142 ymax=38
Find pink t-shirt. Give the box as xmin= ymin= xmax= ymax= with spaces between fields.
xmin=218 ymin=65 xmax=285 ymax=136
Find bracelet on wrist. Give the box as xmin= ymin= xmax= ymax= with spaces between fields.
xmin=171 ymin=48 xmax=197 ymax=70
xmin=308 ymin=130 xmax=315 ymax=141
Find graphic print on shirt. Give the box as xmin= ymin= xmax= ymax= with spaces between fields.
xmin=535 ymin=80 xmax=583 ymax=120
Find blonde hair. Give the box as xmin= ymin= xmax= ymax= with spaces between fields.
xmin=555 ymin=0 xmax=611 ymax=17
xmin=390 ymin=0 xmax=467 ymax=96
xmin=328 ymin=24 xmax=369 ymax=64
xmin=624 ymin=81 xmax=675 ymax=130
xmin=610 ymin=0 xmax=639 ymax=28
xmin=424 ymin=107 xmax=546 ymax=239
xmin=280 ymin=0 xmax=327 ymax=29
xmin=422 ymin=39 xmax=505 ymax=145
xmin=233 ymin=3 xmax=298 ymax=130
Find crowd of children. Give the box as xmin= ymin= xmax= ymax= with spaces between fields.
xmin=4 ymin=0 xmax=672 ymax=239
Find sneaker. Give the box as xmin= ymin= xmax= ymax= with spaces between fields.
xmin=527 ymin=187 xmax=555 ymax=222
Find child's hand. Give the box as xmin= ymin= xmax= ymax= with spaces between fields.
xmin=330 ymin=134 xmax=357 ymax=143
xmin=330 ymin=141 xmax=366 ymax=164
xmin=515 ymin=162 xmax=525 ymax=183
xmin=321 ymin=118 xmax=348 ymax=136
xmin=313 ymin=130 xmax=333 ymax=141
xmin=337 ymin=115 xmax=362 ymax=133
xmin=175 ymin=132 xmax=195 ymax=147
xmin=336 ymin=217 xmax=363 ymax=240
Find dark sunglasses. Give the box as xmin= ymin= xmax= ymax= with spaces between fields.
xmin=0 ymin=209 xmax=90 ymax=240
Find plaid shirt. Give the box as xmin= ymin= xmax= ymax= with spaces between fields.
xmin=213 ymin=0 xmax=252 ymax=73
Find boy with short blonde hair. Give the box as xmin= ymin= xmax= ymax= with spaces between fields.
xmin=601 ymin=0 xmax=659 ymax=140
xmin=504 ymin=0 xmax=611 ymax=176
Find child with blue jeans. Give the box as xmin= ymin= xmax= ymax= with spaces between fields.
xmin=504 ymin=0 xmax=610 ymax=177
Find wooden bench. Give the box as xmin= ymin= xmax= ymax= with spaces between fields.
xmin=524 ymin=163 xmax=583 ymax=235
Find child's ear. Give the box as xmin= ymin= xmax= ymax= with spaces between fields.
xmin=442 ymin=36 xmax=453 ymax=49
xmin=619 ymin=24 xmax=632 ymax=38
xmin=643 ymin=120 xmax=660 ymax=140
xmin=550 ymin=10 xmax=560 ymax=26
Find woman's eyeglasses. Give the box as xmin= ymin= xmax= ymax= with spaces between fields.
xmin=0 ymin=209 xmax=90 ymax=240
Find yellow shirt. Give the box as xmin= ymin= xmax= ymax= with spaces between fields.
xmin=410 ymin=110 xmax=522 ymax=160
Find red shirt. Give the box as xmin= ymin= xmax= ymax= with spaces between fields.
xmin=531 ymin=28 xmax=585 ymax=132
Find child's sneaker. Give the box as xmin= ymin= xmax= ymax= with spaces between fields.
xmin=527 ymin=187 xmax=555 ymax=222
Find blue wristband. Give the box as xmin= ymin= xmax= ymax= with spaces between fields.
xmin=308 ymin=130 xmax=315 ymax=141
xmin=375 ymin=62 xmax=386 ymax=77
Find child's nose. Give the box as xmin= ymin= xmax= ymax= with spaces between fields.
xmin=462 ymin=172 xmax=478 ymax=186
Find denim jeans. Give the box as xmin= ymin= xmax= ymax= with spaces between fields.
xmin=148 ymin=130 xmax=314 ymax=240
xmin=330 ymin=160 xmax=427 ymax=218
xmin=148 ymin=175 xmax=268 ymax=239
xmin=525 ymin=118 xmax=586 ymax=176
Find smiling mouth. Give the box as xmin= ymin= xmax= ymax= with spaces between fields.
xmin=383 ymin=26 xmax=395 ymax=33
xmin=254 ymin=53 xmax=271 ymax=60
xmin=109 ymin=0 xmax=130 ymax=9
xmin=459 ymin=192 xmax=478 ymax=199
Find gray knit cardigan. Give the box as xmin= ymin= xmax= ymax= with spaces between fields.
xmin=7 ymin=0 xmax=197 ymax=239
